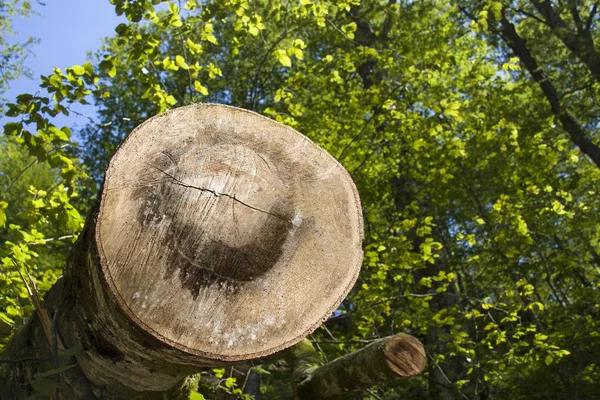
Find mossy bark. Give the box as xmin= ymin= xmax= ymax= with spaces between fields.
xmin=0 ymin=209 xmax=207 ymax=400
xmin=291 ymin=334 xmax=426 ymax=399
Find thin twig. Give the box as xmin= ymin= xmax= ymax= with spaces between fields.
xmin=365 ymin=388 xmax=384 ymax=400
xmin=326 ymin=18 xmax=361 ymax=46
xmin=240 ymin=365 xmax=253 ymax=393
xmin=6 ymin=158 xmax=36 ymax=193
xmin=309 ymin=334 xmax=328 ymax=363
xmin=427 ymin=351 xmax=469 ymax=400
xmin=337 ymin=112 xmax=377 ymax=161
xmin=320 ymin=324 xmax=352 ymax=355
xmin=29 ymin=234 xmax=76 ymax=246
xmin=66 ymin=107 xmax=99 ymax=126
xmin=515 ymin=8 xmax=548 ymax=25
xmin=338 ymin=84 xmax=401 ymax=161
xmin=310 ymin=339 xmax=379 ymax=345
xmin=250 ymin=22 xmax=309 ymax=110
xmin=0 ymin=356 xmax=54 ymax=364
xmin=12 ymin=260 xmax=64 ymax=351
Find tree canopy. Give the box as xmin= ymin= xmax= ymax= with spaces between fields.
xmin=1 ymin=0 xmax=600 ymax=399
xmin=0 ymin=0 xmax=41 ymax=111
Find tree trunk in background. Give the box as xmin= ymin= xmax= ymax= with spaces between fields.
xmin=0 ymin=104 xmax=364 ymax=399
xmin=496 ymin=11 xmax=600 ymax=169
xmin=530 ymin=0 xmax=600 ymax=85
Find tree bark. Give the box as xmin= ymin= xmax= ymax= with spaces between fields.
xmin=0 ymin=104 xmax=364 ymax=399
xmin=290 ymin=334 xmax=426 ymax=399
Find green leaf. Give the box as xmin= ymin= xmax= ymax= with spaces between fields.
xmin=3 ymin=122 xmax=22 ymax=136
xmin=175 ymin=55 xmax=188 ymax=69
xmin=50 ymin=126 xmax=70 ymax=142
xmin=16 ymin=93 xmax=34 ymax=104
xmin=189 ymin=392 xmax=205 ymax=400
xmin=213 ymin=368 xmax=225 ymax=379
xmin=0 ymin=312 xmax=14 ymax=325
xmin=115 ymin=23 xmax=129 ymax=36
xmin=251 ymin=366 xmax=271 ymax=375
xmin=203 ymin=33 xmax=218 ymax=45
xmin=170 ymin=17 xmax=183 ymax=27
xmin=273 ymin=49 xmax=292 ymax=67
xmin=185 ymin=38 xmax=203 ymax=55
xmin=185 ymin=0 xmax=197 ymax=10
xmin=82 ymin=62 xmax=94 ymax=74
xmin=60 ymin=126 xmax=72 ymax=140
xmin=545 ymin=355 xmax=553 ymax=365
xmin=0 ymin=201 xmax=7 ymax=228
xmin=71 ymin=65 xmax=85 ymax=76
xmin=341 ymin=22 xmax=357 ymax=39
xmin=194 ymin=81 xmax=208 ymax=95
xmin=224 ymin=377 xmax=236 ymax=389
xmin=280 ymin=55 xmax=292 ymax=67
xmin=6 ymin=305 xmax=19 ymax=317
xmin=31 ymin=199 xmax=44 ymax=208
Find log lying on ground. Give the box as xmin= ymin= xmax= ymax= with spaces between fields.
xmin=0 ymin=104 xmax=363 ymax=399
xmin=290 ymin=334 xmax=426 ymax=399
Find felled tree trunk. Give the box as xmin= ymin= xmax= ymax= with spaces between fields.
xmin=289 ymin=334 xmax=426 ymax=399
xmin=0 ymin=104 xmax=364 ymax=399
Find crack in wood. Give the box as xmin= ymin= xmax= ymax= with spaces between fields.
xmin=147 ymin=164 xmax=294 ymax=225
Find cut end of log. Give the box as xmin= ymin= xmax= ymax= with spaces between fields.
xmin=384 ymin=334 xmax=426 ymax=377
xmin=96 ymin=104 xmax=363 ymax=361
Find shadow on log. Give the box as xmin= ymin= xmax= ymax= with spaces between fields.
xmin=290 ymin=334 xmax=426 ymax=399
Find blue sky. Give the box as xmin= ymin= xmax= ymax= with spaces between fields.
xmin=3 ymin=0 xmax=125 ymax=128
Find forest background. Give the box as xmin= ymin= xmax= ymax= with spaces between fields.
xmin=1 ymin=0 xmax=599 ymax=399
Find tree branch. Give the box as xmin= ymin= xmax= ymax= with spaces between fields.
xmin=585 ymin=2 xmax=598 ymax=32
xmin=516 ymin=7 xmax=549 ymax=25
xmin=497 ymin=11 xmax=600 ymax=168
xmin=531 ymin=0 xmax=600 ymax=84
xmin=566 ymin=0 xmax=584 ymax=31
xmin=290 ymin=334 xmax=426 ymax=399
